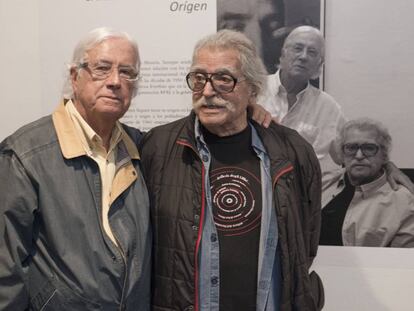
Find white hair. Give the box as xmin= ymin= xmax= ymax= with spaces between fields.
xmin=62 ymin=27 xmax=140 ymax=99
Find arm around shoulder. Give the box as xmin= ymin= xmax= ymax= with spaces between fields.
xmin=390 ymin=190 xmax=414 ymax=247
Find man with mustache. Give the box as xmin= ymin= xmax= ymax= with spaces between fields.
xmin=320 ymin=118 xmax=414 ymax=247
xmin=0 ymin=27 xmax=151 ymax=310
xmin=140 ymin=29 xmax=324 ymax=311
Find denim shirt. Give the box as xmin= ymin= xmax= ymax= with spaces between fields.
xmin=195 ymin=118 xmax=281 ymax=311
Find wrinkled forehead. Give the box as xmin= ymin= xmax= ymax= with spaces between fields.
xmin=85 ymin=37 xmax=139 ymax=64
xmin=288 ymin=31 xmax=322 ymax=49
xmin=192 ymin=47 xmax=241 ymax=72
xmin=344 ymin=128 xmax=379 ymax=143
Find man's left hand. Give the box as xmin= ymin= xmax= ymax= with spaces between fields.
xmin=248 ymin=102 xmax=272 ymax=128
xmin=386 ymin=162 xmax=414 ymax=194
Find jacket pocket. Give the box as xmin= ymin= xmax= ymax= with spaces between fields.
xmin=30 ymin=277 xmax=59 ymax=311
xmin=309 ymin=270 xmax=324 ymax=310
xmin=30 ymin=276 xmax=101 ymax=311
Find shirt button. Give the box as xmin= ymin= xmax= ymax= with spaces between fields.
xmin=210 ymin=234 xmax=217 ymax=242
xmin=211 ymin=276 xmax=218 ymax=286
xmin=202 ymin=155 xmax=209 ymax=162
xmin=194 ymin=214 xmax=200 ymax=224
xmin=192 ymin=225 xmax=198 ymax=231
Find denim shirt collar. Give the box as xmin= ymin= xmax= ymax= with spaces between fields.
xmin=194 ymin=116 xmax=267 ymax=155
xmin=194 ymin=116 xmax=205 ymax=150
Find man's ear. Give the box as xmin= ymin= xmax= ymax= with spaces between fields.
xmin=70 ymin=66 xmax=78 ymax=83
xmin=70 ymin=66 xmax=80 ymax=94
xmin=249 ymin=91 xmax=257 ymax=103
xmin=311 ymin=61 xmax=324 ymax=80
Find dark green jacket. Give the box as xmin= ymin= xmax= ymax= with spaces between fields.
xmin=141 ymin=111 xmax=324 ymax=311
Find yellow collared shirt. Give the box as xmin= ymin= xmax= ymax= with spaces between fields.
xmin=66 ymin=100 xmax=122 ymax=245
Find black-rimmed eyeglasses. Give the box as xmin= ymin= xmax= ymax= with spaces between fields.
xmin=186 ymin=72 xmax=245 ymax=94
xmin=79 ymin=62 xmax=139 ymax=82
xmin=342 ymin=143 xmax=380 ymax=157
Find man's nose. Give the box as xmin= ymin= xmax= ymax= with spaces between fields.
xmin=202 ymin=79 xmax=216 ymax=97
xmin=298 ymin=49 xmax=309 ymax=60
xmin=354 ymin=148 xmax=365 ymax=159
xmin=106 ymin=68 xmax=121 ymax=87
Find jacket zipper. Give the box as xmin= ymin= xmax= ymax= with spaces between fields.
xmin=97 ymin=201 xmax=128 ymax=310
xmin=176 ymin=139 xmax=205 ymax=311
xmin=108 ymin=162 xmax=129 ymax=311
xmin=113 ymin=234 xmax=128 ymax=311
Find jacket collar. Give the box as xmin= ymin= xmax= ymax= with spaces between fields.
xmin=252 ymin=120 xmax=293 ymax=171
xmin=176 ymin=110 xmax=199 ymax=150
xmin=52 ymin=101 xmax=140 ymax=160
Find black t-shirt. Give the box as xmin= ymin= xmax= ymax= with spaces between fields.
xmin=203 ymin=126 xmax=262 ymax=311
xmin=320 ymin=174 xmax=355 ymax=246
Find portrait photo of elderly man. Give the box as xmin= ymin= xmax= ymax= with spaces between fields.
xmin=257 ymin=25 xmax=414 ymax=193
xmin=320 ymin=118 xmax=414 ymax=247
xmin=258 ymin=25 xmax=345 ymax=185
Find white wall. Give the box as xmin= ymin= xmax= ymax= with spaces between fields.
xmin=0 ymin=0 xmax=42 ymax=136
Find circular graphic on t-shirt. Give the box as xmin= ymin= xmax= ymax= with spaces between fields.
xmin=210 ymin=167 xmax=262 ymax=236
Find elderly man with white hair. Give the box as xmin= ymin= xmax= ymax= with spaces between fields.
xmin=259 ymin=25 xmax=414 ymax=193
xmin=320 ymin=118 xmax=414 ymax=247
xmin=259 ymin=25 xmax=345 ymax=186
xmin=0 ymin=27 xmax=151 ymax=310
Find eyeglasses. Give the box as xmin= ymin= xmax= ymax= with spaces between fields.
xmin=286 ymin=43 xmax=320 ymax=59
xmin=79 ymin=62 xmax=139 ymax=82
xmin=342 ymin=143 xmax=380 ymax=157
xmin=186 ymin=72 xmax=245 ymax=94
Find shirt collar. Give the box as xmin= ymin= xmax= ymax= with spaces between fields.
xmin=52 ymin=100 xmax=139 ymax=160
xmin=276 ymin=69 xmax=311 ymax=100
xmin=354 ymin=171 xmax=387 ymax=198
xmin=250 ymin=123 xmax=267 ymax=155
xmin=194 ymin=116 xmax=206 ymax=150
xmin=194 ymin=116 xmax=267 ymax=157
xmin=65 ymin=100 xmax=123 ymax=155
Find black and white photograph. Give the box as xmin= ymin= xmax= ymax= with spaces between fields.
xmin=217 ymin=0 xmax=321 ymax=74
